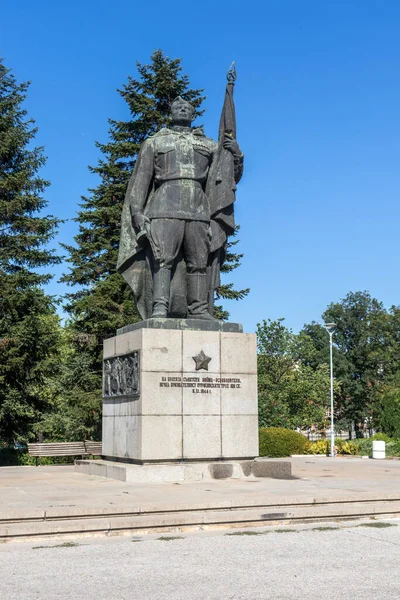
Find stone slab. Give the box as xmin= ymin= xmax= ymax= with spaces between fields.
xmin=253 ymin=458 xmax=292 ymax=479
xmin=74 ymin=458 xmax=292 ymax=482
xmin=117 ymin=318 xmax=243 ymax=335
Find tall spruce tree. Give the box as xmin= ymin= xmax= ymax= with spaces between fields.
xmin=215 ymin=226 xmax=249 ymax=320
xmin=0 ymin=59 xmax=61 ymax=444
xmin=62 ymin=49 xmax=248 ymax=338
xmin=61 ymin=51 xmax=205 ymax=340
xmin=60 ymin=51 xmax=249 ymax=440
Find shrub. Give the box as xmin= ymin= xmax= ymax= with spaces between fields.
xmin=335 ymin=439 xmax=358 ymax=455
xmin=259 ymin=427 xmax=310 ymax=457
xmin=352 ymin=438 xmax=373 ymax=456
xmin=370 ymin=433 xmax=392 ymax=443
xmin=0 ymin=445 xmax=75 ymax=466
xmin=305 ymin=440 xmax=329 ymax=455
xmin=386 ymin=441 xmax=400 ymax=457
xmin=305 ymin=438 xmax=360 ymax=455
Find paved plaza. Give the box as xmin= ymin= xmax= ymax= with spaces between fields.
xmin=2 ymin=457 xmax=400 ymax=518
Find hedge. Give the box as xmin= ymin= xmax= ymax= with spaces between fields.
xmin=259 ymin=427 xmax=309 ymax=457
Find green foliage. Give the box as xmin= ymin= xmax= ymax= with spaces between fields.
xmin=214 ymin=226 xmax=250 ymax=320
xmin=301 ymin=291 xmax=400 ymax=432
xmin=352 ymin=438 xmax=373 ymax=456
xmin=370 ymin=432 xmax=392 ymax=443
xmin=0 ymin=58 xmax=61 ymax=444
xmin=335 ymin=439 xmax=358 ymax=455
xmin=259 ymin=427 xmax=310 ymax=457
xmin=327 ymin=292 xmax=400 ymax=427
xmin=61 ymin=49 xmax=205 ymax=337
xmin=257 ymin=319 xmax=335 ymax=429
xmin=37 ymin=329 xmax=102 ymax=442
xmin=59 ymin=51 xmax=208 ymax=437
xmin=348 ymin=435 xmax=396 ymax=456
xmin=0 ymin=444 xmax=77 ymax=466
xmin=376 ymin=381 xmax=400 ymax=438
xmin=386 ymin=440 xmax=400 ymax=457
xmin=62 ymin=49 xmax=247 ymax=331
xmin=305 ymin=440 xmax=329 ymax=455
xmin=305 ymin=438 xmax=367 ymax=455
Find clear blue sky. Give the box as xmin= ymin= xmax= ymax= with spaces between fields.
xmin=2 ymin=0 xmax=400 ymax=334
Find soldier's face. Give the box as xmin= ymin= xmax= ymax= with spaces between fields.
xmin=171 ymin=101 xmax=194 ymax=125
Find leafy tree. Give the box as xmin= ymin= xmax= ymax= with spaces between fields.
xmin=323 ymin=291 xmax=399 ymax=431
xmin=257 ymin=319 xmax=334 ymax=429
xmin=302 ymin=291 xmax=400 ymax=433
xmin=377 ymin=375 xmax=400 ymax=438
xmin=0 ymin=59 xmax=61 ymax=443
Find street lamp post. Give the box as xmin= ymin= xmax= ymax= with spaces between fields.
xmin=325 ymin=323 xmax=336 ymax=457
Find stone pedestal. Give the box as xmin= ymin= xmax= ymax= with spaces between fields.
xmin=102 ymin=320 xmax=258 ymax=463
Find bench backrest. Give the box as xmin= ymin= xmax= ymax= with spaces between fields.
xmin=84 ymin=441 xmax=102 ymax=455
xmin=27 ymin=442 xmax=87 ymax=456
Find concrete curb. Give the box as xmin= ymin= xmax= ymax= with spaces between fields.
xmin=2 ymin=497 xmax=400 ymax=542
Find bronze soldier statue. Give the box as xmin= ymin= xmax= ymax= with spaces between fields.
xmin=117 ymin=65 xmax=243 ymax=321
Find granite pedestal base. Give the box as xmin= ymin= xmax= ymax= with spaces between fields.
xmin=102 ymin=323 xmax=258 ymax=463
xmin=75 ymin=458 xmax=291 ymax=482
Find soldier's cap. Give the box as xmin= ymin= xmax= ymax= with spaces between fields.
xmin=171 ymin=96 xmax=195 ymax=111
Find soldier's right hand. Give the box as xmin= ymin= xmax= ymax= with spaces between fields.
xmin=133 ymin=213 xmax=150 ymax=232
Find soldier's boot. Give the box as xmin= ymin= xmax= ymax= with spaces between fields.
xmin=187 ymin=272 xmax=216 ymax=321
xmin=151 ymin=267 xmax=171 ymax=318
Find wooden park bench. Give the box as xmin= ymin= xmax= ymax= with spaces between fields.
xmin=83 ymin=440 xmax=102 ymax=455
xmin=27 ymin=441 xmax=102 ymax=465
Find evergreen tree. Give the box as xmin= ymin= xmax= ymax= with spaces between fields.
xmin=62 ymin=49 xmax=248 ymax=343
xmin=214 ymin=226 xmax=250 ymax=320
xmin=61 ymin=51 xmax=205 ymax=341
xmin=0 ymin=59 xmax=61 ymax=443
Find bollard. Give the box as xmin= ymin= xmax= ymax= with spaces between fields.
xmin=372 ymin=440 xmax=386 ymax=459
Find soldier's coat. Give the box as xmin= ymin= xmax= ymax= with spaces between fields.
xmin=117 ymin=126 xmax=243 ymax=320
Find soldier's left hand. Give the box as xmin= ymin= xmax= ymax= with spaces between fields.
xmin=223 ymin=133 xmax=241 ymax=156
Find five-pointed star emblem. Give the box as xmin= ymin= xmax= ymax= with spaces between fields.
xmin=192 ymin=350 xmax=212 ymax=371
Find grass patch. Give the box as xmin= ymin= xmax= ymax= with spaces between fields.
xmin=157 ymin=536 xmax=185 ymax=541
xmin=274 ymin=529 xmax=297 ymax=533
xmin=311 ymin=526 xmax=337 ymax=532
xmin=32 ymin=541 xmax=80 ymax=549
xmin=132 ymin=539 xmax=143 ymax=543
xmin=226 ymin=530 xmax=266 ymax=536
xmin=356 ymin=522 xmax=397 ymax=529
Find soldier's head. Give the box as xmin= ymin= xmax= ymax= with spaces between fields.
xmin=171 ymin=97 xmax=195 ymax=126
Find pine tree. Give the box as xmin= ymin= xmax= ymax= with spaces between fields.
xmin=214 ymin=226 xmax=250 ymax=320
xmin=62 ymin=49 xmax=249 ymax=333
xmin=0 ymin=59 xmax=61 ymax=444
xmin=61 ymin=51 xmax=205 ymax=341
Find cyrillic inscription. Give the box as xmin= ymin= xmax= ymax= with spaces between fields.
xmin=158 ymin=375 xmax=242 ymax=394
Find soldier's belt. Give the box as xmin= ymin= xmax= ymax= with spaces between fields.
xmin=156 ymin=179 xmax=203 ymax=189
